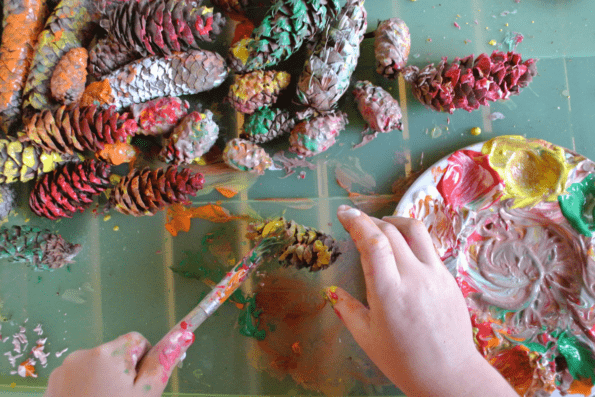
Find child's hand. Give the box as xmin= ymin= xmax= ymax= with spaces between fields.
xmin=328 ymin=206 xmax=516 ymax=397
xmin=45 ymin=332 xmax=169 ymax=397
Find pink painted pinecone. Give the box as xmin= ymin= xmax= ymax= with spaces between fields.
xmin=402 ymin=51 xmax=537 ymax=113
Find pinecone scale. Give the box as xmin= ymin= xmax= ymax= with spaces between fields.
xmin=241 ymin=107 xmax=295 ymax=143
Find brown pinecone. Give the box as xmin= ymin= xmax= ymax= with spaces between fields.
xmin=29 ymin=159 xmax=112 ymax=220
xmin=109 ymin=166 xmax=205 ymax=216
xmin=87 ymin=38 xmax=138 ymax=79
xmin=50 ymin=48 xmax=88 ymax=105
xmin=241 ymin=107 xmax=295 ymax=144
xmin=226 ymin=70 xmax=290 ymax=114
xmin=246 ymin=217 xmax=341 ymax=271
xmin=374 ymin=17 xmax=411 ymax=79
xmin=23 ymin=105 xmax=138 ymax=155
xmin=402 ymin=51 xmax=537 ymax=113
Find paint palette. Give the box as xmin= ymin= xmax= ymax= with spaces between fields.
xmin=395 ymin=135 xmax=595 ymax=397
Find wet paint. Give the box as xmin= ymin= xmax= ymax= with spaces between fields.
xmin=158 ymin=329 xmax=195 ymax=384
xmin=165 ymin=203 xmax=251 ymax=236
xmin=322 ymin=286 xmax=339 ymax=306
xmin=558 ymin=173 xmax=595 ymax=237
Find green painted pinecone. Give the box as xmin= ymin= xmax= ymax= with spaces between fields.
xmin=246 ymin=217 xmax=341 ymax=271
xmin=375 ymin=17 xmax=411 ymax=79
xmin=227 ymin=70 xmax=291 ymax=114
xmin=23 ymin=105 xmax=138 ymax=155
xmin=241 ymin=107 xmax=295 ymax=143
xmin=296 ymin=0 xmax=367 ymax=111
xmin=109 ymin=166 xmax=205 ymax=216
xmin=0 ymin=136 xmax=79 ymax=184
xmin=0 ymin=225 xmax=81 ymax=270
xmin=29 ymin=159 xmax=112 ymax=220
xmin=228 ymin=0 xmax=341 ymax=72
xmin=159 ymin=111 xmax=219 ymax=164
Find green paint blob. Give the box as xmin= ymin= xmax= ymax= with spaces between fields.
xmin=245 ymin=107 xmax=275 ymax=136
xmin=557 ymin=331 xmax=595 ymax=383
xmin=301 ymin=135 xmax=319 ymax=152
xmin=237 ymin=293 xmax=266 ymax=341
xmin=143 ymin=384 xmax=151 ymax=392
xmin=559 ymin=174 xmax=595 ymax=236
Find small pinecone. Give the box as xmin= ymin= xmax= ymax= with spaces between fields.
xmin=296 ymin=0 xmax=367 ymax=112
xmin=402 ymin=51 xmax=538 ymax=113
xmin=99 ymin=0 xmax=225 ymax=59
xmin=0 ymin=225 xmax=81 ymax=270
xmin=241 ymin=107 xmax=295 ymax=144
xmin=374 ymin=17 xmax=411 ymax=79
xmin=88 ymin=38 xmax=138 ymax=79
xmin=29 ymin=159 xmax=112 ymax=220
xmin=159 ymin=111 xmax=219 ymax=164
xmin=0 ymin=185 xmax=17 ymax=221
xmin=246 ymin=217 xmax=341 ymax=271
xmin=227 ymin=70 xmax=290 ymax=114
xmin=50 ymin=48 xmax=89 ymax=105
xmin=228 ymin=0 xmax=342 ymax=72
xmin=0 ymin=136 xmax=79 ymax=184
xmin=104 ymin=50 xmax=228 ymax=109
xmin=223 ymin=138 xmax=272 ymax=175
xmin=131 ymin=97 xmax=190 ymax=136
xmin=353 ymin=81 xmax=403 ymax=133
xmin=109 ymin=166 xmax=205 ymax=216
xmin=289 ymin=110 xmax=348 ymax=157
xmin=23 ymin=105 xmax=138 ymax=155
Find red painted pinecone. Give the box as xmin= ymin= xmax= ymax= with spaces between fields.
xmin=109 ymin=166 xmax=205 ymax=216
xmin=402 ymin=51 xmax=537 ymax=113
xmin=30 ymin=159 xmax=112 ymax=220
xmin=23 ymin=105 xmax=138 ymax=155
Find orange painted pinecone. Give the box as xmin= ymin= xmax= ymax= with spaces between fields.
xmin=109 ymin=166 xmax=205 ymax=216
xmin=23 ymin=105 xmax=138 ymax=155
xmin=29 ymin=159 xmax=112 ymax=220
xmin=50 ymin=48 xmax=89 ymax=105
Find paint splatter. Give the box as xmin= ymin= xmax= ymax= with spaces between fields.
xmin=271 ymin=151 xmax=317 ymax=178
xmin=165 ymin=203 xmax=252 ymax=236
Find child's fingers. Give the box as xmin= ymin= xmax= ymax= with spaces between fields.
xmin=337 ymin=205 xmax=401 ymax=298
xmin=323 ymin=286 xmax=372 ymax=350
xmin=370 ymin=218 xmax=419 ymax=268
xmin=100 ymin=332 xmax=152 ymax=379
xmin=382 ymin=216 xmax=442 ymax=266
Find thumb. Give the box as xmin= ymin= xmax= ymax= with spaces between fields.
xmin=322 ymin=286 xmax=371 ymax=348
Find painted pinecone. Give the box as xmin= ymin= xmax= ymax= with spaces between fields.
xmin=104 ymin=50 xmax=229 ymax=109
xmin=109 ymin=166 xmax=205 ymax=216
xmin=353 ymin=81 xmax=403 ymax=133
xmin=0 ymin=185 xmax=17 ymax=221
xmin=0 ymin=225 xmax=81 ymax=270
xmin=211 ymin=0 xmax=264 ymax=15
xmin=296 ymin=0 xmax=367 ymax=112
xmin=159 ymin=111 xmax=219 ymax=164
xmin=241 ymin=107 xmax=295 ymax=143
xmin=223 ymin=138 xmax=272 ymax=175
xmin=97 ymin=0 xmax=225 ymax=59
xmin=226 ymin=70 xmax=290 ymax=114
xmin=0 ymin=136 xmax=79 ymax=184
xmin=131 ymin=97 xmax=190 ymax=136
xmin=246 ymin=217 xmax=341 ymax=271
xmin=228 ymin=0 xmax=341 ymax=72
xmin=23 ymin=105 xmax=138 ymax=155
xmin=30 ymin=159 xmax=112 ymax=220
xmin=289 ymin=110 xmax=348 ymax=157
xmin=87 ymin=38 xmax=137 ymax=79
xmin=50 ymin=48 xmax=88 ymax=105
xmin=402 ymin=51 xmax=538 ymax=113
xmin=374 ymin=17 xmax=411 ymax=79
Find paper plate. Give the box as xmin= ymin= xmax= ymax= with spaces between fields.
xmin=394 ymin=135 xmax=595 ymax=397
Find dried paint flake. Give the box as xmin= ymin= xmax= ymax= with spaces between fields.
xmin=454 ymin=22 xmax=461 ymax=29
xmin=489 ymin=112 xmax=506 ymax=121
xmin=271 ymin=151 xmax=316 ymax=178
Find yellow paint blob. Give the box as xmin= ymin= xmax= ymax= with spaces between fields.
xmin=103 ymin=215 xmax=111 ymax=221
xmin=231 ymin=38 xmax=252 ymax=66
xmin=471 ymin=127 xmax=482 ymax=136
xmin=113 ymin=226 xmax=120 ymax=231
xmin=488 ymin=39 xmax=497 ymax=46
xmin=482 ymin=135 xmax=574 ymax=208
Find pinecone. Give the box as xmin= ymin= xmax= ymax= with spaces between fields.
xmin=0 ymin=185 xmax=17 ymax=221
xmin=159 ymin=111 xmax=219 ymax=164
xmin=131 ymin=97 xmax=190 ymax=136
xmin=353 ymin=81 xmax=403 ymax=133
xmin=104 ymin=50 xmax=229 ymax=109
xmin=0 ymin=0 xmax=48 ymax=134
xmin=87 ymin=38 xmax=137 ymax=79
xmin=50 ymin=48 xmax=88 ymax=105
xmin=0 ymin=136 xmax=79 ymax=184
xmin=374 ymin=17 xmax=411 ymax=79
xmin=223 ymin=138 xmax=272 ymax=175
xmin=211 ymin=0 xmax=256 ymax=15
xmin=246 ymin=217 xmax=341 ymax=271
xmin=98 ymin=0 xmax=225 ymax=59
xmin=23 ymin=105 xmax=138 ymax=155
xmin=402 ymin=51 xmax=538 ymax=113
xmin=226 ymin=70 xmax=290 ymax=114
xmin=296 ymin=0 xmax=367 ymax=112
xmin=109 ymin=166 xmax=205 ymax=216
xmin=29 ymin=159 xmax=112 ymax=220
xmin=241 ymin=107 xmax=295 ymax=143
xmin=227 ymin=0 xmax=342 ymax=72
xmin=0 ymin=225 xmax=81 ymax=269
xmin=289 ymin=110 xmax=348 ymax=157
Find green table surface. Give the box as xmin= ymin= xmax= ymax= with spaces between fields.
xmin=1 ymin=0 xmax=594 ymax=396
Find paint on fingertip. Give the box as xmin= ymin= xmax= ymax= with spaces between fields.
xmin=322 ymin=286 xmax=339 ymax=306
xmin=143 ymin=384 xmax=152 ymax=393
xmin=333 ymin=308 xmax=342 ymax=319
xmin=339 ymin=208 xmax=361 ymax=220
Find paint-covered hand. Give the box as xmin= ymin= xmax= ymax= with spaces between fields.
xmin=45 ymin=332 xmax=170 ymax=397
xmin=328 ymin=206 xmax=517 ymax=397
